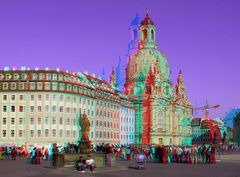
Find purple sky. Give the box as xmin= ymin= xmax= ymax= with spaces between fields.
xmin=0 ymin=0 xmax=239 ymax=120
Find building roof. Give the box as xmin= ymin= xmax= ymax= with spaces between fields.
xmin=141 ymin=10 xmax=154 ymax=26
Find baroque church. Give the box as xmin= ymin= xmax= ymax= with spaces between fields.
xmin=121 ymin=10 xmax=193 ymax=145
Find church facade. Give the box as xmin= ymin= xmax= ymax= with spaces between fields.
xmin=124 ymin=11 xmax=193 ymax=145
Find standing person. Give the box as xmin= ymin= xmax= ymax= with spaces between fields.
xmin=0 ymin=147 xmax=3 ymax=160
xmin=120 ymin=146 xmax=126 ymax=160
xmin=11 ymin=147 xmax=17 ymax=161
xmin=126 ymin=146 xmax=131 ymax=160
xmin=44 ymin=148 xmax=49 ymax=160
xmin=116 ymin=146 xmax=120 ymax=158
xmin=35 ymin=148 xmax=42 ymax=165
xmin=206 ymin=145 xmax=212 ymax=164
xmin=52 ymin=143 xmax=59 ymax=168
xmin=177 ymin=147 xmax=183 ymax=163
xmin=191 ymin=145 xmax=197 ymax=164
xmin=210 ymin=144 xmax=216 ymax=164
xmin=149 ymin=146 xmax=155 ymax=160
xmin=173 ymin=147 xmax=178 ymax=163
xmin=30 ymin=147 xmax=36 ymax=164
xmin=202 ymin=145 xmax=207 ymax=164
xmin=197 ymin=145 xmax=203 ymax=164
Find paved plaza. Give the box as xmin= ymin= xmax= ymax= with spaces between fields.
xmin=1 ymin=154 xmax=240 ymax=177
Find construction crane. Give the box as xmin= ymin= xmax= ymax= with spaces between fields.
xmin=193 ymin=100 xmax=220 ymax=119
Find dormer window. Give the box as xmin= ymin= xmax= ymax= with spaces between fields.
xmin=0 ymin=74 xmax=4 ymax=80
xmin=52 ymin=74 xmax=57 ymax=81
xmin=14 ymin=74 xmax=19 ymax=80
xmin=21 ymin=73 xmax=27 ymax=80
xmin=59 ymin=74 xmax=63 ymax=81
xmin=32 ymin=73 xmax=38 ymax=80
xmin=46 ymin=74 xmax=51 ymax=80
xmin=39 ymin=73 xmax=44 ymax=80
xmin=6 ymin=73 xmax=12 ymax=80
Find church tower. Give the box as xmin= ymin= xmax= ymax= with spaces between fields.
xmin=139 ymin=9 xmax=157 ymax=50
xmin=110 ymin=67 xmax=117 ymax=88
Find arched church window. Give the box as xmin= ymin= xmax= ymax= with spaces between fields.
xmin=142 ymin=29 xmax=147 ymax=40
xmin=151 ymin=29 xmax=155 ymax=40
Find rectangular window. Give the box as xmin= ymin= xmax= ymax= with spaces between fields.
xmin=45 ymin=82 xmax=50 ymax=90
xmin=37 ymin=82 xmax=42 ymax=90
xmin=45 ymin=129 xmax=49 ymax=137
xmin=30 ymin=95 xmax=34 ymax=101
xmin=46 ymin=94 xmax=49 ymax=101
xmin=3 ymin=83 xmax=8 ymax=90
xmin=11 ymin=117 xmax=15 ymax=124
xmin=38 ymin=95 xmax=42 ymax=101
xmin=3 ymin=130 xmax=6 ymax=137
xmin=19 ymin=117 xmax=23 ymax=124
xmin=11 ymin=95 xmax=15 ymax=101
xmin=19 ymin=83 xmax=24 ymax=90
xmin=52 ymin=106 xmax=56 ymax=112
xmin=52 ymin=83 xmax=58 ymax=91
xmin=38 ymin=106 xmax=42 ymax=112
xmin=3 ymin=95 xmax=7 ymax=101
xmin=3 ymin=117 xmax=6 ymax=124
xmin=45 ymin=117 xmax=49 ymax=124
xmin=19 ymin=106 xmax=23 ymax=112
xmin=11 ymin=105 xmax=15 ymax=112
xmin=11 ymin=130 xmax=14 ymax=137
xmin=19 ymin=95 xmax=23 ymax=101
xmin=60 ymin=130 xmax=63 ymax=137
xmin=19 ymin=130 xmax=23 ymax=137
xmin=3 ymin=105 xmax=7 ymax=112
xmin=37 ymin=130 xmax=41 ymax=137
xmin=30 ymin=106 xmax=34 ymax=112
xmin=30 ymin=117 xmax=34 ymax=124
xmin=52 ymin=94 xmax=56 ymax=101
xmin=59 ymin=95 xmax=64 ymax=101
xmin=52 ymin=117 xmax=56 ymax=125
xmin=60 ymin=83 xmax=65 ymax=91
xmin=30 ymin=82 xmax=35 ymax=90
xmin=45 ymin=105 xmax=49 ymax=112
xmin=67 ymin=118 xmax=70 ymax=125
xmin=59 ymin=117 xmax=63 ymax=125
xmin=67 ymin=107 xmax=71 ymax=113
xmin=38 ymin=117 xmax=41 ymax=124
xmin=60 ymin=106 xmax=64 ymax=112
xmin=30 ymin=130 xmax=34 ymax=137
xmin=67 ymin=131 xmax=70 ymax=138
xmin=52 ymin=129 xmax=56 ymax=137
xmin=73 ymin=131 xmax=76 ymax=137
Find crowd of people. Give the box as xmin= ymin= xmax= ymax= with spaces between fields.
xmin=0 ymin=143 xmax=240 ymax=169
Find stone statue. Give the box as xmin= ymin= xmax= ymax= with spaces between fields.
xmin=79 ymin=114 xmax=90 ymax=142
xmin=78 ymin=114 xmax=91 ymax=154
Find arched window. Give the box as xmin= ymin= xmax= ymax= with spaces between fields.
xmin=142 ymin=29 xmax=147 ymax=40
xmin=157 ymin=111 xmax=163 ymax=128
xmin=151 ymin=29 xmax=155 ymax=40
xmin=133 ymin=29 xmax=138 ymax=40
